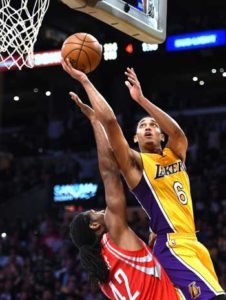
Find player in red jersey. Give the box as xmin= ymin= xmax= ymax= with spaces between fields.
xmin=69 ymin=94 xmax=179 ymax=300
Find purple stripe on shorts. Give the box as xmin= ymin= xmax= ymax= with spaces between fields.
xmin=154 ymin=236 xmax=219 ymax=299
xmin=132 ymin=175 xmax=174 ymax=234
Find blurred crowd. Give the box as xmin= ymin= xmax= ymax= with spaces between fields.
xmin=0 ymin=107 xmax=226 ymax=298
xmin=0 ymin=210 xmax=107 ymax=300
xmin=168 ymin=1 xmax=226 ymax=34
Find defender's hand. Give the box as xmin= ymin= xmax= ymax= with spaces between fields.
xmin=61 ymin=58 xmax=88 ymax=84
xmin=69 ymin=92 xmax=96 ymax=121
xmin=125 ymin=67 xmax=143 ymax=102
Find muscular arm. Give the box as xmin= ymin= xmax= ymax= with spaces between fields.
xmin=91 ymin=118 xmax=128 ymax=223
xmin=62 ymin=59 xmax=142 ymax=189
xmin=71 ymin=94 xmax=142 ymax=249
xmin=80 ymin=79 xmax=140 ymax=175
xmin=125 ymin=67 xmax=188 ymax=162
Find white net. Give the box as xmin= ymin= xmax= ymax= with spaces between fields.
xmin=0 ymin=0 xmax=50 ymax=70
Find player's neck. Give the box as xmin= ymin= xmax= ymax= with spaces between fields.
xmin=141 ymin=146 xmax=163 ymax=155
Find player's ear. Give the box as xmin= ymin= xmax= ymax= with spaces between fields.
xmin=161 ymin=133 xmax=165 ymax=142
xmin=134 ymin=134 xmax=138 ymax=143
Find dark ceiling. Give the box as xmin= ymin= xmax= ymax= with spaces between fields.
xmin=1 ymin=0 xmax=226 ymax=127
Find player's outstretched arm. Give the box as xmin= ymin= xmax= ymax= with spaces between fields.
xmin=62 ymin=59 xmax=142 ymax=189
xmin=125 ymin=67 xmax=188 ymax=162
xmin=70 ymin=93 xmax=141 ymax=249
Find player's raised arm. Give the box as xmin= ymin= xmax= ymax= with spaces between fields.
xmin=125 ymin=67 xmax=188 ymax=162
xmin=62 ymin=59 xmax=142 ymax=189
xmin=70 ymin=93 xmax=141 ymax=248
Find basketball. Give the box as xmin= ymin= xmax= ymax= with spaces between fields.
xmin=61 ymin=33 xmax=102 ymax=74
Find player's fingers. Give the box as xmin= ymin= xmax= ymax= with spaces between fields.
xmin=128 ymin=74 xmax=140 ymax=86
xmin=125 ymin=71 xmax=135 ymax=78
xmin=128 ymin=74 xmax=137 ymax=82
xmin=62 ymin=61 xmax=72 ymax=75
xmin=128 ymin=67 xmax=138 ymax=79
xmin=65 ymin=58 xmax=75 ymax=72
xmin=82 ymin=104 xmax=95 ymax=113
xmin=125 ymin=80 xmax=132 ymax=89
xmin=125 ymin=73 xmax=137 ymax=84
xmin=77 ymin=100 xmax=95 ymax=117
xmin=65 ymin=58 xmax=71 ymax=66
xmin=126 ymin=67 xmax=133 ymax=72
xmin=69 ymin=92 xmax=82 ymax=105
xmin=127 ymin=77 xmax=137 ymax=85
xmin=61 ymin=58 xmax=65 ymax=66
xmin=66 ymin=59 xmax=82 ymax=75
xmin=69 ymin=91 xmax=78 ymax=96
xmin=131 ymin=68 xmax=138 ymax=80
xmin=69 ymin=92 xmax=91 ymax=115
xmin=126 ymin=67 xmax=136 ymax=75
xmin=69 ymin=91 xmax=78 ymax=100
xmin=61 ymin=59 xmax=68 ymax=71
xmin=126 ymin=68 xmax=133 ymax=77
xmin=125 ymin=69 xmax=136 ymax=78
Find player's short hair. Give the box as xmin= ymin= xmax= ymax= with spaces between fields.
xmin=135 ymin=115 xmax=163 ymax=133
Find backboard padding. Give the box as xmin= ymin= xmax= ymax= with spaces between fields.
xmin=61 ymin=0 xmax=167 ymax=44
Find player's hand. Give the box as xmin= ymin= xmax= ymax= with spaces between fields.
xmin=61 ymin=58 xmax=88 ymax=84
xmin=69 ymin=92 xmax=96 ymax=121
xmin=125 ymin=67 xmax=143 ymax=102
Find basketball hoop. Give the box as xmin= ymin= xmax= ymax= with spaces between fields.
xmin=0 ymin=0 xmax=50 ymax=70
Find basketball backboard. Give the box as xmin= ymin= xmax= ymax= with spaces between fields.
xmin=61 ymin=0 xmax=167 ymax=44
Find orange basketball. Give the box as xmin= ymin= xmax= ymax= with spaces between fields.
xmin=61 ymin=33 xmax=102 ymax=74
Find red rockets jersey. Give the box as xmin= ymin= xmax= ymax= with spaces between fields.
xmin=99 ymin=233 xmax=179 ymax=300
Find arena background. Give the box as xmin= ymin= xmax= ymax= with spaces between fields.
xmin=0 ymin=0 xmax=226 ymax=298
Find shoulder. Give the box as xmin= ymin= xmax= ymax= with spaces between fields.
xmin=163 ymin=147 xmax=180 ymax=160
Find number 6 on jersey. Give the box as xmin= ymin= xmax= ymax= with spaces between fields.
xmin=173 ymin=181 xmax=188 ymax=205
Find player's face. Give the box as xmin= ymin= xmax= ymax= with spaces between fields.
xmin=135 ymin=117 xmax=163 ymax=151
